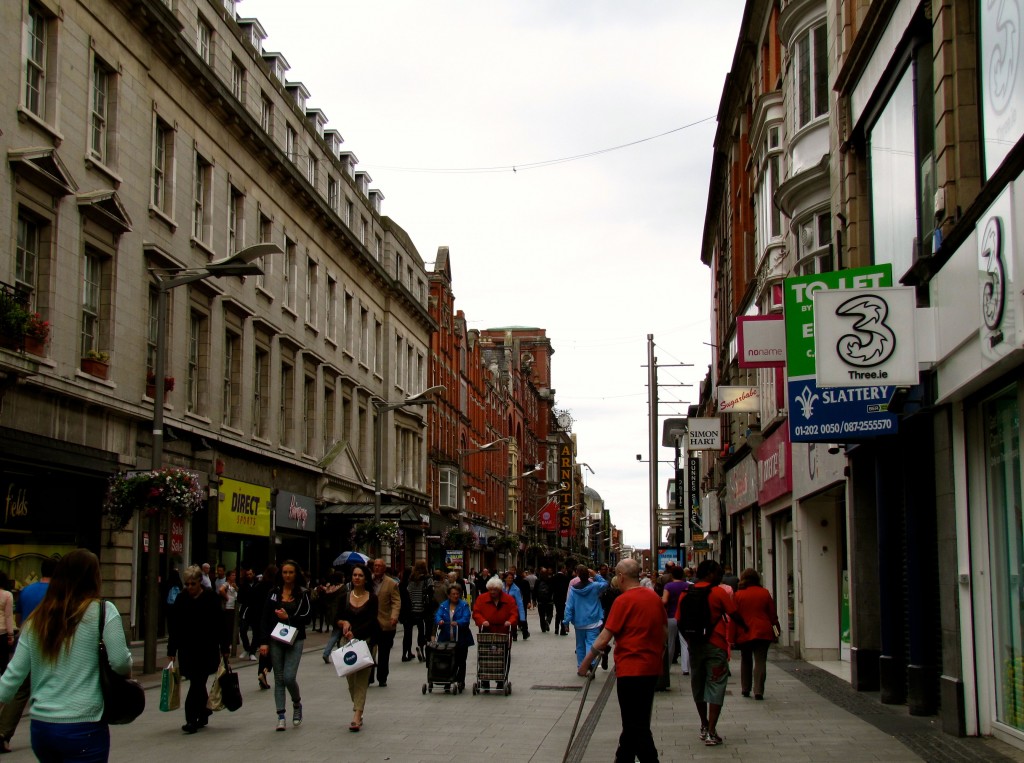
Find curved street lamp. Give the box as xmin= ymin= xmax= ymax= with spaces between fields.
xmin=373 ymin=385 xmax=445 ymax=524
xmin=144 ymin=242 xmax=282 ymax=674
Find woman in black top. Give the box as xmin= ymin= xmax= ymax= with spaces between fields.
xmin=260 ymin=560 xmax=311 ymax=731
xmin=335 ymin=563 xmax=379 ymax=731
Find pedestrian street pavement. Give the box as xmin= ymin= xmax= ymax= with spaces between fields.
xmin=6 ymin=613 xmax=1024 ymax=762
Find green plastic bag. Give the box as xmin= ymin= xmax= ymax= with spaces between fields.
xmin=159 ymin=663 xmax=180 ymax=712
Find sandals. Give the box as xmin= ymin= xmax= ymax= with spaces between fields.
xmin=258 ymin=670 xmax=270 ymax=690
xmin=348 ymin=719 xmax=363 ymax=732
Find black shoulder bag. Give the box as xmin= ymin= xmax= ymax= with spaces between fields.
xmin=98 ymin=600 xmax=146 ymax=724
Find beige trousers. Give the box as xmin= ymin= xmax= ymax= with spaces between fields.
xmin=345 ymin=642 xmax=378 ymax=711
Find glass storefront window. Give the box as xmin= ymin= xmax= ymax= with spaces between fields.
xmin=986 ymin=384 xmax=1024 ymax=729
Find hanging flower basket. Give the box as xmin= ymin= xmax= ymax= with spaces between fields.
xmin=442 ymin=527 xmax=477 ymax=550
xmin=526 ymin=543 xmax=548 ymax=556
xmin=103 ymin=467 xmax=205 ymax=530
xmin=490 ymin=534 xmax=522 ymax=553
xmin=351 ymin=519 xmax=400 ymax=547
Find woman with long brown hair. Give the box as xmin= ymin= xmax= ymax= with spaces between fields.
xmin=0 ymin=549 xmax=131 ymax=761
xmin=335 ymin=563 xmax=379 ymax=731
xmin=260 ymin=560 xmax=311 ymax=731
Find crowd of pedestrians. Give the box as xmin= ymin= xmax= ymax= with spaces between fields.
xmin=0 ymin=550 xmax=781 ymax=762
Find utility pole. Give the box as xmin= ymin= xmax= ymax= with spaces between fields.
xmin=645 ymin=334 xmax=693 ymax=572
xmin=647 ymin=335 xmax=659 ymax=568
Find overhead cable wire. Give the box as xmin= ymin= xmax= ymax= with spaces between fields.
xmin=365 ymin=116 xmax=716 ymax=175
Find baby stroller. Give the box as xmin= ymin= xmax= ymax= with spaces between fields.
xmin=472 ymin=628 xmax=512 ymax=695
xmin=423 ymin=623 xmax=461 ymax=695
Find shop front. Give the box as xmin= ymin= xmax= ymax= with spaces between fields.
xmin=756 ymin=422 xmax=792 ymax=645
xmin=216 ymin=476 xmax=272 ymax=578
xmin=723 ymin=454 xmax=758 ymax=572
xmin=274 ymin=489 xmax=317 ymax=574
xmin=0 ymin=427 xmax=115 ymax=593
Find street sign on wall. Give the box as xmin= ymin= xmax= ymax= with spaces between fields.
xmin=784 ymin=265 xmax=900 ymax=442
xmin=738 ymin=315 xmax=786 ymax=368
xmin=718 ymin=385 xmax=760 ymax=413
xmin=686 ymin=418 xmax=721 ymax=450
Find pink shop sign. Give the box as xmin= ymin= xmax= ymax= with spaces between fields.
xmin=757 ymin=424 xmax=792 ymax=504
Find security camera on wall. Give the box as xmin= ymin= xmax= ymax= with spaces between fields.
xmin=826 ymin=443 xmax=841 ymax=455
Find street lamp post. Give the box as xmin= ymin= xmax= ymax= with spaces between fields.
xmin=144 ymin=243 xmax=282 ymax=674
xmin=373 ymin=385 xmax=445 ymax=531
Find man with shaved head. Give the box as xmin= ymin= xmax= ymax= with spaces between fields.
xmin=579 ymin=558 xmax=666 ymax=762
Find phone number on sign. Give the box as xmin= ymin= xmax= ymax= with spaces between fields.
xmin=794 ymin=419 xmax=894 ymax=437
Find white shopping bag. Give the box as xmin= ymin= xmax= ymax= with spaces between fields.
xmin=270 ymin=623 xmax=299 ymax=645
xmin=331 ymin=638 xmax=374 ymax=678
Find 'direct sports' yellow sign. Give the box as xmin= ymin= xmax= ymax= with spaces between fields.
xmin=218 ymin=477 xmax=271 ymax=537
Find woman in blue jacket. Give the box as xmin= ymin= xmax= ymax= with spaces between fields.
xmin=563 ymin=565 xmax=608 ymax=668
xmin=502 ymin=572 xmax=528 ymax=641
xmin=434 ymin=585 xmax=475 ymax=691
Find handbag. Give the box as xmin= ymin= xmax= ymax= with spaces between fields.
xmin=331 ymin=638 xmax=375 ymax=678
xmin=98 ymin=601 xmax=146 ymax=725
xmin=218 ymin=657 xmax=243 ymax=711
xmin=159 ymin=661 xmax=181 ymax=712
xmin=207 ymin=659 xmax=225 ymax=711
xmin=270 ymin=623 xmax=299 ymax=645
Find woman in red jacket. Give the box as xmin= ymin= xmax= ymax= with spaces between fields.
xmin=733 ymin=568 xmax=780 ymax=700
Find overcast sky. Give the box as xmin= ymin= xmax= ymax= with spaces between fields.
xmin=241 ymin=0 xmax=746 ymax=548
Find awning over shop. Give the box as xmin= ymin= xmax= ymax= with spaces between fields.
xmin=321 ymin=503 xmax=427 ymax=525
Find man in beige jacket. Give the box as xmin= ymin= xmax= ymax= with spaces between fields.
xmin=369 ymin=558 xmax=402 ymax=687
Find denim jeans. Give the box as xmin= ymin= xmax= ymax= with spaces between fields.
xmin=30 ymin=720 xmax=109 ymax=763
xmin=270 ymin=638 xmax=304 ymax=713
xmin=322 ymin=627 xmax=343 ymax=660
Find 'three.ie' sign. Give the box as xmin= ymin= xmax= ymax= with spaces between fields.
xmin=686 ymin=418 xmax=721 ymax=450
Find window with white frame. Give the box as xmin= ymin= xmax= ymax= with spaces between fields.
xmin=326 ymin=275 xmax=337 ymax=340
xmin=187 ymin=310 xmax=208 ymax=414
xmin=346 ymin=200 xmax=354 ymax=228
xmin=439 ymin=467 xmax=457 ymax=509
xmin=359 ymin=305 xmax=369 ymax=365
xmin=260 ymin=91 xmax=273 ymax=134
xmin=374 ymin=319 xmax=382 ymax=375
xmin=227 ymin=185 xmax=244 ymax=254
xmin=230 ymin=56 xmax=245 ymax=103
xmin=197 ymin=16 xmax=213 ymax=66
xmin=323 ymin=381 xmax=336 ymax=454
xmin=253 ymin=345 xmax=269 ymax=438
xmin=303 ymin=372 xmax=315 ymax=454
xmin=257 ymin=211 xmax=272 ymax=289
xmin=794 ymin=21 xmax=827 ymax=129
xmin=81 ymin=250 xmax=104 ymax=357
xmin=360 ymin=216 xmax=368 ymax=246
xmin=344 ymin=292 xmax=354 ymax=352
xmin=89 ymin=55 xmax=116 ymax=164
xmin=755 ymin=124 xmax=783 ymax=252
xmin=151 ymin=116 xmax=175 ymax=215
xmin=307 ymin=154 xmax=317 ymax=187
xmin=283 ymin=236 xmax=297 ymax=309
xmin=795 ymin=210 xmax=833 ymax=275
xmin=374 ymin=234 xmax=383 ymax=262
xmin=223 ymin=329 xmax=241 ymax=427
xmin=395 ymin=335 xmax=404 ymax=389
xmin=285 ymin=124 xmax=298 ymax=163
xmin=327 ymin=175 xmax=338 ymax=212
xmin=15 ymin=212 xmax=41 ymax=298
xmin=280 ymin=360 xmax=294 ymax=448
xmin=192 ymin=151 xmax=213 ymax=244
xmin=305 ymin=256 xmax=318 ymax=325
xmin=24 ymin=3 xmax=50 ymax=119
xmin=146 ymin=288 xmax=159 ymax=375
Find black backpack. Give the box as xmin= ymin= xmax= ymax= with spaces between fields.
xmin=677 ymin=585 xmax=713 ymax=644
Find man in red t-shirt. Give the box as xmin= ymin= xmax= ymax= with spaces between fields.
xmin=678 ymin=559 xmax=746 ymax=747
xmin=579 ymin=558 xmax=666 ymax=763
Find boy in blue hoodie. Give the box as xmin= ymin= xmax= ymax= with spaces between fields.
xmin=563 ymin=565 xmax=608 ymax=668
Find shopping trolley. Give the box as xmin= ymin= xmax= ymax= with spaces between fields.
xmin=423 ymin=623 xmax=461 ymax=695
xmin=472 ymin=629 xmax=512 ymax=696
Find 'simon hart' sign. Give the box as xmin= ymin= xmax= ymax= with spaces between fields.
xmin=686 ymin=418 xmax=721 ymax=450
